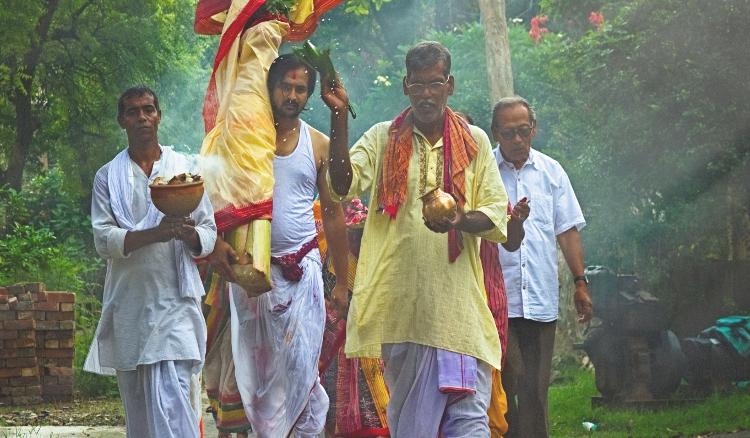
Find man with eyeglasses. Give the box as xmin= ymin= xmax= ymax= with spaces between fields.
xmin=320 ymin=41 xmax=511 ymax=437
xmin=491 ymin=96 xmax=593 ymax=438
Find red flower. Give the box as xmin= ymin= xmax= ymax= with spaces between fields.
xmin=588 ymin=11 xmax=604 ymax=29
xmin=529 ymin=15 xmax=549 ymax=43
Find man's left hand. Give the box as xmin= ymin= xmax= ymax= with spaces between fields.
xmin=574 ymin=284 xmax=593 ymax=323
xmin=424 ymin=204 xmax=466 ymax=233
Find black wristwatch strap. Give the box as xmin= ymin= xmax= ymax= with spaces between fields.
xmin=573 ymin=275 xmax=589 ymax=285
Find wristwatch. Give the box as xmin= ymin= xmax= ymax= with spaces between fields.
xmin=573 ymin=275 xmax=589 ymax=285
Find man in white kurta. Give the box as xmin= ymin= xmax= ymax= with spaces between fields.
xmin=84 ymin=86 xmax=217 ymax=438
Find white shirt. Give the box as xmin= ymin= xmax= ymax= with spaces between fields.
xmin=85 ymin=152 xmax=216 ymax=374
xmin=494 ymin=148 xmax=585 ymax=322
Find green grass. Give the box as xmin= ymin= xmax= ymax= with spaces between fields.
xmin=549 ymin=368 xmax=750 ymax=437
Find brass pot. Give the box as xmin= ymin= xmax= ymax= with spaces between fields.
xmin=149 ymin=181 xmax=204 ymax=217
xmin=232 ymin=263 xmax=273 ymax=297
xmin=421 ymin=188 xmax=456 ymax=223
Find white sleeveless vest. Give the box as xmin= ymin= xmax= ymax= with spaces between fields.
xmin=271 ymin=120 xmax=319 ymax=256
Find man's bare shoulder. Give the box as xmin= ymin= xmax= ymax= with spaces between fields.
xmin=305 ymin=123 xmax=330 ymax=173
xmin=307 ymin=124 xmax=330 ymax=149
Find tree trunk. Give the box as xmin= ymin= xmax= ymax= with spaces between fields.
xmin=6 ymin=91 xmax=35 ymax=191
xmin=3 ymin=0 xmax=60 ymax=190
xmin=478 ymin=0 xmax=514 ymax=105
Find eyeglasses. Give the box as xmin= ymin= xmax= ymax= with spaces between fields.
xmin=405 ymin=78 xmax=449 ymax=95
xmin=496 ymin=125 xmax=533 ymax=140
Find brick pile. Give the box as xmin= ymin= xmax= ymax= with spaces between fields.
xmin=0 ymin=283 xmax=75 ymax=405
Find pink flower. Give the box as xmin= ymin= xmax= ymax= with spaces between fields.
xmin=345 ymin=198 xmax=369 ymax=227
xmin=588 ymin=11 xmax=604 ymax=29
xmin=529 ymin=15 xmax=549 ymax=43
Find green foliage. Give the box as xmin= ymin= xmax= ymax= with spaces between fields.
xmin=264 ymin=0 xmax=299 ymax=17
xmin=0 ymin=169 xmax=101 ymax=290
xmin=508 ymin=1 xmax=750 ymax=313
xmin=0 ymin=0 xmax=215 ymax=192
xmin=74 ymin=293 xmax=119 ymax=397
xmin=0 ymin=169 xmax=89 ymax=239
xmin=0 ymin=224 xmax=58 ymax=284
xmin=344 ymin=0 xmax=393 ymax=16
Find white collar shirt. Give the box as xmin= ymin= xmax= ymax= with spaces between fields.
xmin=493 ymin=148 xmax=586 ymax=322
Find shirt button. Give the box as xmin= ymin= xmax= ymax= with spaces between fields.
xmin=523 ymin=285 xmax=527 ymax=290
xmin=522 ymin=263 xmax=526 ymax=268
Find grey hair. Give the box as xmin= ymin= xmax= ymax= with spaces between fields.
xmin=405 ymin=41 xmax=451 ymax=78
xmin=491 ymin=96 xmax=537 ymax=130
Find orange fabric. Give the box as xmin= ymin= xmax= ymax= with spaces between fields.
xmin=489 ymin=368 xmax=509 ymax=437
xmin=312 ymin=200 xmax=328 ymax=258
xmin=378 ymin=107 xmax=477 ymax=217
xmin=443 ymin=107 xmax=478 ymax=207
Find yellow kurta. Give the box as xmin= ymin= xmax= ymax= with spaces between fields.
xmin=329 ymin=121 xmax=509 ymax=370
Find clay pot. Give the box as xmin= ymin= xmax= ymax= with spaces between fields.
xmin=421 ymin=188 xmax=457 ymax=223
xmin=149 ymin=181 xmax=204 ymax=217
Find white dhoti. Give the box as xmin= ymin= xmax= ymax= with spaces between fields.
xmin=116 ymin=360 xmax=200 ymax=438
xmin=382 ymin=343 xmax=492 ymax=438
xmin=230 ymin=249 xmax=329 ymax=438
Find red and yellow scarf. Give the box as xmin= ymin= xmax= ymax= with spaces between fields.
xmin=378 ymin=107 xmax=478 ymax=262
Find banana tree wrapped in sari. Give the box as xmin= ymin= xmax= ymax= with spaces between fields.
xmin=196 ymin=1 xmax=344 ymax=435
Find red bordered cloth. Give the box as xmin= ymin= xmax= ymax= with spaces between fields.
xmin=195 ymin=0 xmax=346 ymax=132
xmin=378 ymin=107 xmax=478 ymax=263
xmin=479 ymin=202 xmax=513 ymax=361
xmin=195 ymin=0 xmax=344 ymax=230
xmin=271 ymin=238 xmax=319 ymax=281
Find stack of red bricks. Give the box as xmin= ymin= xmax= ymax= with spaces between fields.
xmin=0 ymin=282 xmax=75 ymax=405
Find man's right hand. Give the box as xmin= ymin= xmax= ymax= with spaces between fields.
xmin=510 ymin=198 xmax=530 ymax=223
xmin=320 ymin=73 xmax=349 ymax=115
xmin=330 ymin=282 xmax=350 ymax=320
xmin=207 ymin=236 xmax=239 ymax=282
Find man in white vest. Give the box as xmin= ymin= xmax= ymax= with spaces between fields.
xmin=207 ymin=55 xmax=350 ymax=438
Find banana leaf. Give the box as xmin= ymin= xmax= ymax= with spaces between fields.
xmin=294 ymin=41 xmax=357 ymax=119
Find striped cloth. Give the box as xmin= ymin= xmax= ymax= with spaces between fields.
xmin=377 ymin=107 xmax=478 ymax=262
xmin=200 ymin=264 xmax=253 ymax=434
xmin=315 ymin=202 xmax=390 ymax=437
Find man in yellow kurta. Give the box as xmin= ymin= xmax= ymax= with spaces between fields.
xmin=321 ymin=41 xmax=510 ymax=437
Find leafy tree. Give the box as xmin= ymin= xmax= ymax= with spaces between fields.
xmin=511 ymin=0 xmax=750 ymax=321
xmin=0 ymin=0 xmax=214 ymax=193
